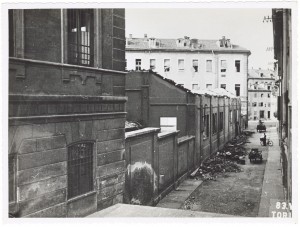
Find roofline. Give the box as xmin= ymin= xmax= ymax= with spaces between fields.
xmin=247 ymin=77 xmax=275 ymax=80
xmin=126 ymin=48 xmax=251 ymax=55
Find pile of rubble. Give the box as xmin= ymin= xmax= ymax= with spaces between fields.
xmin=191 ymin=131 xmax=254 ymax=181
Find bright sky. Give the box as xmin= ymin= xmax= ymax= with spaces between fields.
xmin=126 ymin=8 xmax=275 ymax=70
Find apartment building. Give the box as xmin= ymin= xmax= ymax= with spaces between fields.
xmin=248 ymin=68 xmax=277 ymax=120
xmin=126 ymin=35 xmax=251 ymax=116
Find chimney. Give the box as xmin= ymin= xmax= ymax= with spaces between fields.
xmin=144 ymin=34 xmax=147 ymax=39
xmin=149 ymin=37 xmax=157 ymax=48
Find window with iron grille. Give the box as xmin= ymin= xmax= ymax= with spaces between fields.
xmin=68 ymin=142 xmax=93 ymax=199
xmin=67 ymin=9 xmax=94 ymax=66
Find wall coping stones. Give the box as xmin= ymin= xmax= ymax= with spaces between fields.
xmin=125 ymin=127 xmax=160 ymax=139
xmin=177 ymin=135 xmax=195 ymax=145
xmin=157 ymin=130 xmax=180 ymax=140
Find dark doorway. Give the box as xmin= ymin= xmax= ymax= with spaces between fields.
xmin=260 ymin=110 xmax=264 ymax=119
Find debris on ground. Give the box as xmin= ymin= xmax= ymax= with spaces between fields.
xmin=190 ymin=131 xmax=254 ymax=180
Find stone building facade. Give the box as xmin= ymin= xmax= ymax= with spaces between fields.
xmin=125 ymin=35 xmax=250 ymax=117
xmin=272 ymin=8 xmax=292 ymax=208
xmin=247 ymin=69 xmax=277 ymax=120
xmin=8 ymin=9 xmax=127 ymax=217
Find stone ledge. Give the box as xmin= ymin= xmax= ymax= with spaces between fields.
xmin=125 ymin=127 xmax=160 ymax=139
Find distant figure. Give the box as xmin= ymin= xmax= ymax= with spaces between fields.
xmin=263 ymin=133 xmax=267 ymax=146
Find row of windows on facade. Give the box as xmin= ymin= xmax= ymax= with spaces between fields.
xmin=9 ymin=9 xmax=95 ymax=67
xmin=135 ymin=59 xmax=241 ymax=73
xmin=252 ymin=102 xmax=272 ymax=107
xmin=249 ymin=82 xmax=273 ymax=90
xmin=253 ymin=93 xmax=272 ymax=98
xmin=253 ymin=110 xmax=271 ymax=119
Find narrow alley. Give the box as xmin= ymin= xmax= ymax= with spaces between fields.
xmin=156 ymin=127 xmax=284 ymax=217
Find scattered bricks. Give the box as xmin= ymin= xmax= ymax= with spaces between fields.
xmin=25 ymin=203 xmax=67 ymax=218
xmin=97 ymin=128 xmax=125 ymax=142
xmin=18 ymin=162 xmax=67 ymax=186
xmin=36 ymin=135 xmax=66 ymax=152
xmin=97 ymin=149 xmax=124 ymax=166
xmin=96 ymin=160 xmax=125 ymax=178
xmin=19 ymin=139 xmax=37 ymax=154
xmin=18 ymin=175 xmax=67 ymax=202
xmin=32 ymin=123 xmax=55 ymax=138
xmin=18 ymin=188 xmax=66 ymax=217
xmin=18 ymin=148 xmax=67 ymax=170
xmin=97 ymin=139 xmax=124 ymax=154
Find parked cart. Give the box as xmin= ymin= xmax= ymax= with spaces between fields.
xmin=248 ymin=148 xmax=262 ymax=163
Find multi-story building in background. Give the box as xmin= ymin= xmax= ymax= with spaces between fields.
xmin=8 ymin=9 xmax=126 ymax=217
xmin=272 ymin=8 xmax=292 ymax=208
xmin=125 ymin=35 xmax=251 ymax=118
xmin=247 ymin=68 xmax=277 ymax=121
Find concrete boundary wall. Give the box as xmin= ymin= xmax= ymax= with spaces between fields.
xmin=124 ymin=128 xmax=195 ymax=206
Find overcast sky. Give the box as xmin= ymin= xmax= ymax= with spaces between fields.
xmin=125 ymin=8 xmax=275 ymax=70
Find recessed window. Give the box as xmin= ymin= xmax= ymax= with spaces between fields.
xmin=259 ymin=102 xmax=264 ymax=107
xmin=220 ymin=60 xmax=227 ymax=72
xmin=135 ymin=59 xmax=141 ymax=70
xmin=268 ymin=93 xmax=270 ymax=98
xmin=206 ymin=60 xmax=212 ymax=72
xmin=68 ymin=9 xmax=94 ymax=66
xmin=150 ymin=59 xmax=156 ymax=70
xmin=160 ymin=117 xmax=177 ymax=131
xmin=220 ymin=84 xmax=226 ymax=89
xmin=261 ymin=93 xmax=264 ymax=98
xmin=235 ymin=84 xmax=240 ymax=96
xmin=268 ymin=86 xmax=271 ymax=90
xmin=192 ymin=59 xmax=198 ymax=72
xmin=235 ymin=60 xmax=241 ymax=72
xmin=164 ymin=59 xmax=170 ymax=72
xmin=68 ymin=142 xmax=93 ymax=199
xmin=192 ymin=84 xmax=199 ymax=90
xmin=178 ymin=59 xmax=184 ymax=71
xmin=206 ymin=84 xmax=212 ymax=89
xmin=252 ymin=102 xmax=257 ymax=107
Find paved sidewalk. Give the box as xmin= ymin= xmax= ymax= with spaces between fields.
xmin=258 ymin=127 xmax=285 ymax=217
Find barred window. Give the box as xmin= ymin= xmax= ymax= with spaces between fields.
xmin=67 ymin=9 xmax=94 ymax=66
xmin=68 ymin=142 xmax=93 ymax=199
